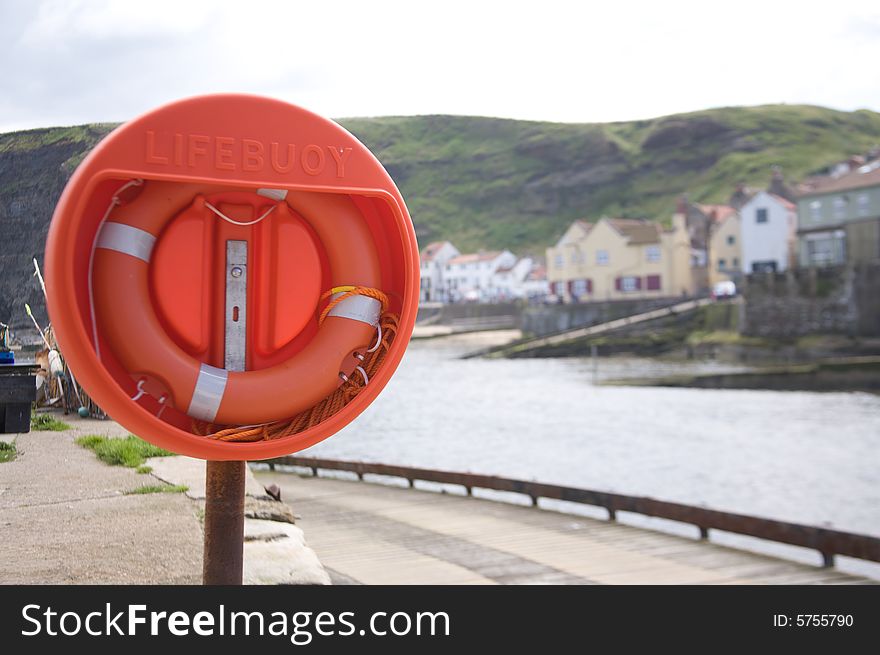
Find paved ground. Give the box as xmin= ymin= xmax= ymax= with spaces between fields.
xmin=0 ymin=415 xmax=203 ymax=584
xmin=0 ymin=414 xmax=327 ymax=585
xmin=256 ymin=470 xmax=878 ymax=585
xmin=5 ymin=414 xmax=874 ymax=586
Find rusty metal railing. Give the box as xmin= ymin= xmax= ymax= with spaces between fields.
xmin=264 ymin=455 xmax=880 ymax=569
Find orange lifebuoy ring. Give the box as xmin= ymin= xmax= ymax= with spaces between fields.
xmin=44 ymin=94 xmax=419 ymax=460
xmin=92 ymin=181 xmax=381 ymax=425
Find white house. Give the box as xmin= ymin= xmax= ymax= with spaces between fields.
xmin=491 ymin=257 xmax=535 ymax=300
xmin=419 ymin=241 xmax=460 ymax=302
xmin=739 ymin=191 xmax=798 ymax=273
xmin=444 ymin=250 xmax=517 ymax=302
xmin=521 ymin=264 xmax=550 ymax=300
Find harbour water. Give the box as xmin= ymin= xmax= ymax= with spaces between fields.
xmin=297 ymin=330 xmax=880 ymax=576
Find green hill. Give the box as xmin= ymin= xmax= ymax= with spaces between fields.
xmin=340 ymin=105 xmax=880 ymax=252
xmin=2 ymin=104 xmax=880 ymax=331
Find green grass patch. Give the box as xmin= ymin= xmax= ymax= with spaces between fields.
xmin=31 ymin=413 xmax=71 ymax=431
xmin=75 ymin=434 xmax=175 ymax=468
xmin=135 ymin=465 xmax=153 ymax=475
xmin=0 ymin=441 xmax=16 ymax=463
xmin=126 ymin=484 xmax=188 ymax=495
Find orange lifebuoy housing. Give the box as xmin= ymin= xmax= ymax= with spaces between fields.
xmin=44 ymin=94 xmax=419 ymax=460
xmin=93 ymin=182 xmax=381 ymax=425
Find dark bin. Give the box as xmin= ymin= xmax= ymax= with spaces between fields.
xmin=0 ymin=364 xmax=39 ymax=433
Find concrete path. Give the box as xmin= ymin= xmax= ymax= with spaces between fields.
xmin=256 ymin=471 xmax=877 ymax=585
xmin=0 ymin=414 xmax=328 ymax=585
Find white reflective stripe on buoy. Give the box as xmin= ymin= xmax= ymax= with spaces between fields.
xmin=96 ymin=222 xmax=156 ymax=262
xmin=328 ymin=293 xmax=381 ymax=327
xmin=256 ymin=188 xmax=288 ymax=201
xmin=187 ymin=363 xmax=228 ymax=422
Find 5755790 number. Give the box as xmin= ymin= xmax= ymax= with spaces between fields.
xmin=773 ymin=614 xmax=853 ymax=628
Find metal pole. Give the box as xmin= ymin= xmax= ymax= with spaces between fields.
xmin=203 ymin=460 xmax=246 ymax=585
xmin=203 ymin=240 xmax=249 ymax=585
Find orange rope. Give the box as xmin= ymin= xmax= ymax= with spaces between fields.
xmin=192 ymin=286 xmax=399 ymax=442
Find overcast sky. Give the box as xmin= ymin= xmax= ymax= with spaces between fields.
xmin=1 ymin=0 xmax=879 ymax=132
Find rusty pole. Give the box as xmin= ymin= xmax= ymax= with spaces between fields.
xmin=203 ymin=460 xmax=246 ymax=585
xmin=203 ymin=241 xmax=249 ymax=585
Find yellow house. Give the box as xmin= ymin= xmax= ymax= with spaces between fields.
xmin=546 ymin=216 xmax=694 ymax=302
xmin=706 ymin=206 xmax=741 ymax=287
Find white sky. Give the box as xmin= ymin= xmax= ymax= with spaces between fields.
xmin=1 ymin=0 xmax=879 ymax=132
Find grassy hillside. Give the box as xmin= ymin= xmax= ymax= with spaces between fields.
xmin=2 ymin=104 xmax=880 ymax=331
xmin=340 ymin=105 xmax=880 ymax=253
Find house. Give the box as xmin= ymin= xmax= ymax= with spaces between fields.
xmin=704 ymin=205 xmax=741 ymax=287
xmin=545 ymin=219 xmax=594 ymax=298
xmin=546 ymin=215 xmax=693 ymax=302
xmin=444 ymin=250 xmax=517 ymax=302
xmin=796 ymin=160 xmax=880 ymax=267
xmin=729 ymin=182 xmax=756 ymax=210
xmin=491 ymin=257 xmax=536 ymax=300
xmin=676 ymin=198 xmax=710 ymax=290
xmin=739 ymin=191 xmax=797 ymax=273
xmin=419 ymin=241 xmax=459 ymax=302
xmin=520 ymin=263 xmax=550 ymax=301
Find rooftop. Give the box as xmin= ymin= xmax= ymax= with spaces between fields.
xmin=797 ymin=161 xmax=880 ymax=197
xmin=607 ymin=218 xmax=660 ymax=245
xmin=420 ymin=241 xmax=453 ymax=262
xmin=767 ymin=192 xmax=797 ymax=211
xmin=525 ymin=265 xmax=547 ymax=281
xmin=698 ymin=204 xmax=738 ymax=224
xmin=447 ymin=251 xmax=503 ymax=265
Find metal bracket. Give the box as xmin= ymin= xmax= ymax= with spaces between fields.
xmin=224 ymin=240 xmax=247 ymax=372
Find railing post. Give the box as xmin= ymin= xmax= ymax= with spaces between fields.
xmin=699 ymin=526 xmax=709 ymax=540
xmin=822 ymin=552 xmax=835 ymax=568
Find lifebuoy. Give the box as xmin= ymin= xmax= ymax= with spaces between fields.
xmin=92 ymin=181 xmax=381 ymax=425
xmin=45 ymin=94 xmax=419 ymax=460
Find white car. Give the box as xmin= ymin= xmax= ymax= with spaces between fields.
xmin=712 ymin=281 xmax=737 ymax=299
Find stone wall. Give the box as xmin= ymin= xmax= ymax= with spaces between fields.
xmin=521 ymin=296 xmax=688 ymax=337
xmin=741 ymin=264 xmax=880 ymax=337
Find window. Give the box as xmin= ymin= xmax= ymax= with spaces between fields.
xmin=553 ymin=281 xmax=566 ymax=296
xmin=809 ymin=200 xmax=822 ymax=222
xmin=857 ymin=193 xmax=870 ymax=217
xmin=756 ymin=208 xmax=768 ymax=224
xmin=646 ymin=274 xmax=661 ymax=291
xmin=804 ymin=230 xmax=847 ymax=267
xmin=596 ymin=249 xmax=609 ymax=265
xmin=571 ymin=279 xmax=588 ymax=296
xmin=621 ymin=276 xmax=639 ymax=292
xmin=554 ymin=254 xmax=564 ymax=268
xmin=726 ymin=235 xmax=735 ymax=246
xmin=717 ymin=258 xmax=726 ymax=271
xmin=833 ymin=196 xmax=847 ymax=220
xmin=645 ymin=245 xmax=661 ymax=263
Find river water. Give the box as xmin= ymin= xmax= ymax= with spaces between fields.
xmin=296 ymin=331 xmax=880 ymax=577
